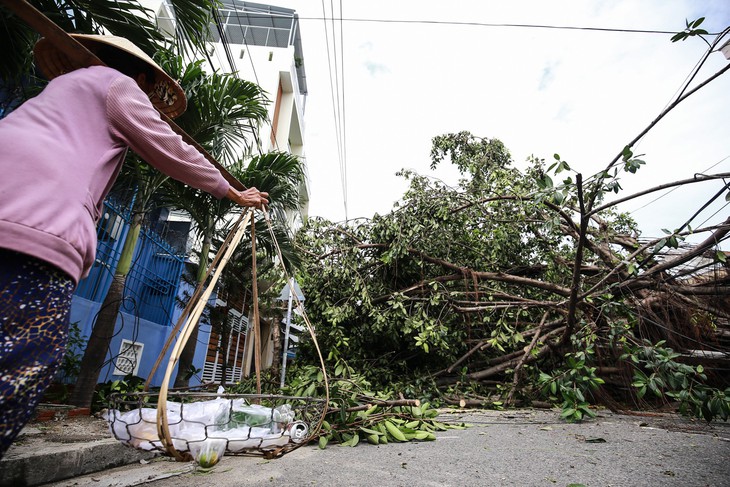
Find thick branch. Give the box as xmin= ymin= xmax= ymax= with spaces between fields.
xmin=590 ymin=62 xmax=730 ymax=212
xmin=443 ymin=340 xmax=491 ymax=375
xmin=371 ymin=274 xmax=462 ymax=305
xmin=506 ymin=312 xmax=549 ymax=406
xmin=333 ymin=398 xmax=421 ymax=413
xmin=624 ymin=217 xmax=730 ymax=285
xmin=412 ymin=250 xmax=571 ymax=296
xmin=589 ymin=172 xmax=730 ymax=216
xmin=564 ymin=174 xmax=588 ymax=343
xmin=465 ymin=327 xmax=565 ymax=381
xmin=664 ymin=285 xmax=730 ymax=296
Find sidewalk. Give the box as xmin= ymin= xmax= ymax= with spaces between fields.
xmin=2 ymin=408 xmax=729 ymax=487
xmin=0 ymin=409 xmax=154 ymax=487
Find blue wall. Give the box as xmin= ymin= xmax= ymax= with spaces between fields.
xmin=70 ymin=293 xmax=214 ymax=388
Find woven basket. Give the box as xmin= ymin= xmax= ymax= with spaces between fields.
xmin=107 ymin=392 xmax=326 ymax=460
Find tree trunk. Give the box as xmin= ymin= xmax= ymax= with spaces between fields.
xmin=220 ymin=318 xmax=230 ymax=388
xmin=69 ymin=275 xmax=126 ymax=408
xmin=270 ymin=317 xmax=281 ymax=380
xmin=69 ymin=216 xmax=142 ymax=408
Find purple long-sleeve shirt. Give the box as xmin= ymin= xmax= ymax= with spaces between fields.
xmin=0 ymin=66 xmax=231 ymax=283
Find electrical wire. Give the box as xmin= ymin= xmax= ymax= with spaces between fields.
xmin=696 ymin=200 xmax=730 ymax=229
xmin=328 ymin=0 xmax=348 ymax=221
xmin=338 ymin=0 xmax=348 ymax=222
xmin=321 ymin=0 xmax=347 ymax=220
xmin=278 ymin=15 xmax=724 ymax=36
xmin=629 ymin=154 xmax=730 ymax=214
xmin=215 ymin=2 xmax=268 ymax=155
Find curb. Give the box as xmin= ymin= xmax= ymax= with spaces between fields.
xmin=0 ymin=439 xmax=156 ymax=487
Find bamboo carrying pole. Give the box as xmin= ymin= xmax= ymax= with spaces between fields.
xmin=155 ymin=210 xmax=252 ymax=459
xmin=251 ymin=217 xmax=262 ymax=396
xmin=144 ymin=214 xmax=245 ymax=391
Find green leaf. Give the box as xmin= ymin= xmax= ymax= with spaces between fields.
xmin=318 ymin=436 xmax=328 ymax=449
xmin=622 ymin=146 xmax=633 ymax=160
xmin=385 ymin=420 xmax=407 ymax=442
xmin=359 ymin=427 xmax=383 ymax=436
xmin=691 ymin=17 xmax=705 ymax=28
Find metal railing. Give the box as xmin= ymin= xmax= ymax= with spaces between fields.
xmin=75 ymin=200 xmax=185 ymax=326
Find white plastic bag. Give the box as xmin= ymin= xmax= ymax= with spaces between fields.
xmin=189 ymin=438 xmax=227 ymax=467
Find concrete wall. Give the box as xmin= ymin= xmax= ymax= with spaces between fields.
xmin=69 ymin=292 xmax=213 ymax=388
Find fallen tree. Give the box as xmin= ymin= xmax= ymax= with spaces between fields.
xmin=293 ymin=22 xmax=730 ymax=421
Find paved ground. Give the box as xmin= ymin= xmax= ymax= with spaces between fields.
xmin=9 ymin=408 xmax=728 ymax=487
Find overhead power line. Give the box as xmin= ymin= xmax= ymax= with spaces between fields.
xmin=629 ymin=154 xmax=730 ymax=215
xmin=338 ymin=1 xmax=348 ymax=223
xmin=321 ymin=0 xmax=348 ymax=221
xmin=290 ymin=16 xmax=722 ymax=36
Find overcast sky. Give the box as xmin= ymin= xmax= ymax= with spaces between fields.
xmin=265 ymin=1 xmax=729 ymax=243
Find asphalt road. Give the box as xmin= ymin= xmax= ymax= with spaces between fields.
xmin=48 ymin=409 xmax=730 ymax=487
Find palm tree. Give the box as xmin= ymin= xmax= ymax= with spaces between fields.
xmin=166 ymin=151 xmax=306 ymax=387
xmin=0 ymin=0 xmax=217 ymax=83
xmin=68 ymin=54 xmax=270 ymax=408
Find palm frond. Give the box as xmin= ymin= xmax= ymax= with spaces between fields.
xmin=166 ymin=0 xmax=218 ymax=57
xmin=2 ymin=1 xmax=162 ymax=86
xmin=240 ymin=152 xmax=306 ymax=212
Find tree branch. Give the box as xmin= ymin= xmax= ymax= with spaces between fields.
xmin=563 ymin=174 xmax=588 ymax=343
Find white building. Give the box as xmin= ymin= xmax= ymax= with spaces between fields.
xmin=207 ymin=1 xmax=310 ymax=225
xmin=141 ymin=0 xmax=310 ymax=227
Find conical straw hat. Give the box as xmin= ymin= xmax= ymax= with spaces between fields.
xmin=34 ymin=34 xmax=186 ymax=119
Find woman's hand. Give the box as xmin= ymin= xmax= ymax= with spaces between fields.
xmin=227 ymin=187 xmax=269 ymax=209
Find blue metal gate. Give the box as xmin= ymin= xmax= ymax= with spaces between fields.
xmin=75 ymin=200 xmax=185 ymax=326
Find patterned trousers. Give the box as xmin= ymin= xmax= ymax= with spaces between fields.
xmin=0 ymin=249 xmax=75 ymax=458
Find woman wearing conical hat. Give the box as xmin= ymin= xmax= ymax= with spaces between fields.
xmin=0 ymin=35 xmax=268 ymax=457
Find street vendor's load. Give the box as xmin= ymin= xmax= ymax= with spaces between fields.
xmin=105 ymin=397 xmax=308 ymax=460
